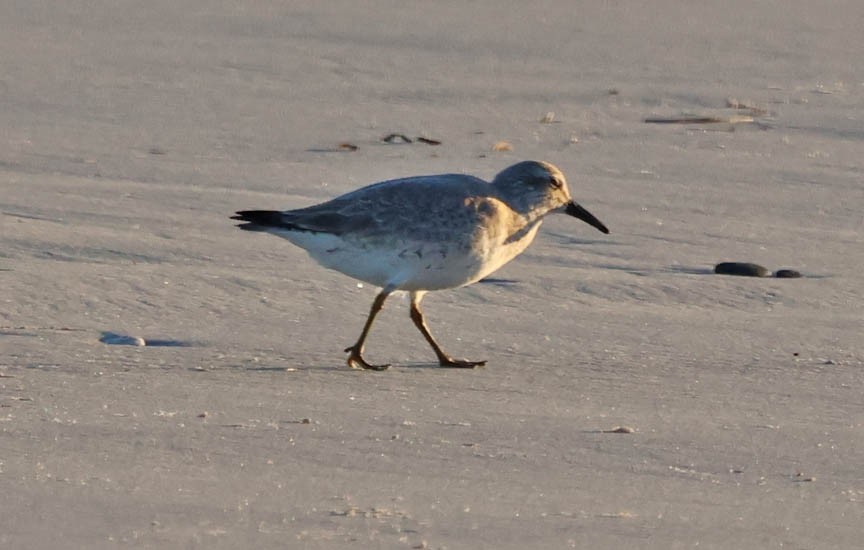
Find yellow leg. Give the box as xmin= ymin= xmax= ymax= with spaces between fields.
xmin=409 ymin=292 xmax=486 ymax=368
xmin=344 ymin=290 xmax=391 ymax=371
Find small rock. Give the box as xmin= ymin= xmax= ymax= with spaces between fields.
xmin=714 ymin=262 xmax=770 ymax=277
xmin=492 ymin=140 xmax=513 ymax=152
xmin=774 ymin=269 xmax=802 ymax=278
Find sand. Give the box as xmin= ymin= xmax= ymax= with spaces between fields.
xmin=2 ymin=1 xmax=863 ymax=548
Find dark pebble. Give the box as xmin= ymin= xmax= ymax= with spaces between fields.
xmin=714 ymin=262 xmax=770 ymax=277
xmin=774 ymin=269 xmax=802 ymax=278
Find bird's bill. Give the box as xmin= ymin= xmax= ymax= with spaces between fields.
xmin=564 ymin=201 xmax=609 ymax=234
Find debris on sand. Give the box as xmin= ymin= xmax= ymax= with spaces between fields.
xmin=602 ymin=426 xmax=635 ymax=434
xmin=644 ymin=115 xmax=755 ymax=125
xmin=99 ymin=332 xmax=146 ymax=346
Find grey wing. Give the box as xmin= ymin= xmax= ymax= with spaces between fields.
xmin=243 ymin=174 xmax=491 ymax=238
xmin=279 ymin=203 xmax=377 ymax=235
xmin=232 ymin=207 xmax=374 ymax=235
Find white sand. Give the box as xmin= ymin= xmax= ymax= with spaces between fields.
xmin=2 ymin=2 xmax=863 ymax=548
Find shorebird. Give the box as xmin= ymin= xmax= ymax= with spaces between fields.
xmin=232 ymin=160 xmax=609 ymax=370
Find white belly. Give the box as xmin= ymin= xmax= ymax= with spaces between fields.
xmin=270 ymin=222 xmax=541 ymax=291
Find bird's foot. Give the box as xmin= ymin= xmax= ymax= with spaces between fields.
xmin=344 ymin=345 xmax=390 ymax=371
xmin=438 ymin=356 xmax=487 ymax=369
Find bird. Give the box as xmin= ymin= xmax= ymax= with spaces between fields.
xmin=232 ymin=160 xmax=609 ymax=370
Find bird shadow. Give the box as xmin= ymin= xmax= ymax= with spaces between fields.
xmin=477 ymin=277 xmax=520 ymax=287
xmin=225 ymin=360 xmax=481 ymax=373
xmin=663 ymin=265 xmax=716 ymax=276
xmin=544 ymin=230 xmax=624 ymax=247
xmin=397 ymin=362 xmax=481 ymax=370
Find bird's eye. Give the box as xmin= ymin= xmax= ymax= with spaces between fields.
xmin=550 ymin=177 xmax=563 ymax=189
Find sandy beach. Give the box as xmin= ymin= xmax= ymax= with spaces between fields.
xmin=2 ymin=2 xmax=863 ymax=548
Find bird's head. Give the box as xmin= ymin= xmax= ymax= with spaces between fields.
xmin=491 ymin=160 xmax=609 ymax=234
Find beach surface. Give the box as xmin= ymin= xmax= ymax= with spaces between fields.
xmin=2 ymin=2 xmax=863 ymax=548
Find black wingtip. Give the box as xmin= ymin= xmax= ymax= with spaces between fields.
xmin=232 ymin=210 xmax=285 ymax=229
xmin=232 ymin=210 xmax=287 ymax=232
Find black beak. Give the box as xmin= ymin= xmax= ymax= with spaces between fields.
xmin=565 ymin=201 xmax=609 ymax=234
